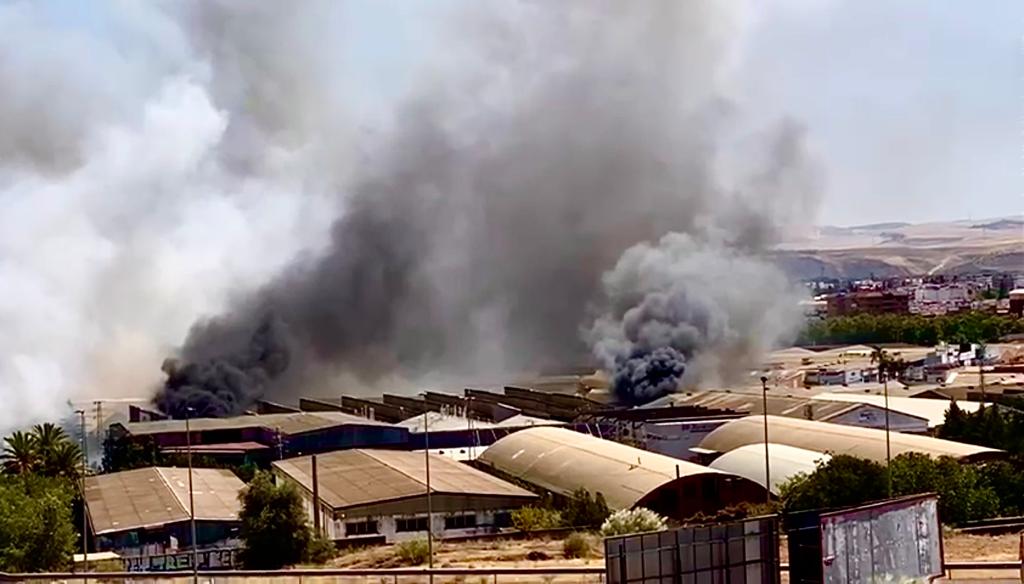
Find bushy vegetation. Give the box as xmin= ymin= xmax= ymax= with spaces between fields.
xmin=600 ymin=508 xmax=667 ymax=537
xmin=561 ymin=488 xmax=611 ymax=528
xmin=0 ymin=424 xmax=85 ymax=572
xmin=0 ymin=475 xmax=78 ymax=572
xmin=511 ymin=506 xmax=563 ymax=531
xmin=238 ymin=471 xmax=319 ymax=569
xmin=395 ymin=538 xmax=431 ymax=565
xmin=780 ymin=453 xmax=1001 ymax=525
xmin=799 ymin=311 xmax=1024 ymax=346
xmin=683 ymin=502 xmax=777 ymax=525
xmin=562 ymin=532 xmax=592 ymax=559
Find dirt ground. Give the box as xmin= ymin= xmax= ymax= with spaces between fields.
xmin=329 ymin=535 xmax=605 ymax=569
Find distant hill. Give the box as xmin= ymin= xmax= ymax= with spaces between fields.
xmin=775 ymin=216 xmax=1024 ymax=279
xmin=971 ymin=219 xmax=1024 ymax=231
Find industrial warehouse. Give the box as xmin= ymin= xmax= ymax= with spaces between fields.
xmin=271 ymin=449 xmax=537 ymax=542
xmin=49 ymin=341 xmax=1021 ymax=576
xmin=83 ymin=467 xmax=245 ymax=555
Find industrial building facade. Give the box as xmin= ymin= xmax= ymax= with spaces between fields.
xmin=84 ymin=467 xmax=245 ymax=555
xmin=272 ymin=449 xmax=537 ymax=542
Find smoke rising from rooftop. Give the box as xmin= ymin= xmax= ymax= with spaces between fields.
xmin=0 ymin=1 xmax=822 ymax=427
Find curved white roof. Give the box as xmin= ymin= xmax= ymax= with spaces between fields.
xmin=699 ymin=415 xmax=1000 ymax=463
xmin=709 ymin=443 xmax=830 ymax=495
xmin=477 ymin=426 xmax=727 ymax=510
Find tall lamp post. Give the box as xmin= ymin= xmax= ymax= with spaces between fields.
xmin=881 ymin=362 xmax=892 ymax=497
xmin=759 ymin=377 xmax=771 ymax=503
xmin=419 ymin=395 xmax=434 ymax=572
xmin=185 ymin=407 xmax=198 ymax=584
xmin=75 ymin=409 xmax=89 ymax=580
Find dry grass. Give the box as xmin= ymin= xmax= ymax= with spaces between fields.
xmin=329 ymin=535 xmax=604 ymax=569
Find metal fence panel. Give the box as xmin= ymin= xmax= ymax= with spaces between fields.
xmin=604 ymin=516 xmax=779 ymax=584
xmin=820 ymin=495 xmax=942 ymax=584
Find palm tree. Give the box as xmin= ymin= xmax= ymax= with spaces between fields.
xmin=2 ymin=431 xmax=39 ymax=475
xmin=32 ymin=422 xmax=69 ymax=454
xmin=32 ymin=422 xmax=83 ymax=480
xmin=44 ymin=441 xmax=84 ymax=480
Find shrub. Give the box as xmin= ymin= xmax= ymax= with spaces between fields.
xmin=562 ymin=532 xmax=592 ymax=559
xmin=600 ymin=508 xmax=667 ymax=537
xmin=562 ymin=489 xmax=611 ymax=528
xmin=682 ymin=502 xmax=776 ymax=525
xmin=395 ymin=538 xmax=431 ymax=566
xmin=512 ymin=506 xmax=562 ymax=531
xmin=304 ymin=532 xmax=336 ymax=564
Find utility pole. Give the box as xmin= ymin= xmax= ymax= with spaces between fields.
xmin=882 ymin=362 xmax=892 ymax=497
xmin=185 ymin=408 xmax=198 ymax=584
xmin=311 ymin=454 xmax=321 ymax=536
xmin=75 ymin=409 xmax=89 ymax=581
xmin=759 ymin=377 xmax=771 ymax=503
xmin=421 ymin=400 xmax=434 ymax=575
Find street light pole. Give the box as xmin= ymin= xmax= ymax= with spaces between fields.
xmin=422 ymin=405 xmax=434 ymax=570
xmin=185 ymin=408 xmax=198 ymax=584
xmin=882 ymin=364 xmax=892 ymax=497
xmin=75 ymin=409 xmax=89 ymax=580
xmin=759 ymin=377 xmax=771 ymax=503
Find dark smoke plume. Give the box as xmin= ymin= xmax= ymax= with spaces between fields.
xmin=155 ymin=316 xmax=290 ymax=417
xmin=156 ymin=2 xmax=822 ymax=416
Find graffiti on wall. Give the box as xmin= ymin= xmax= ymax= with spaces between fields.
xmin=122 ymin=548 xmax=239 ymax=572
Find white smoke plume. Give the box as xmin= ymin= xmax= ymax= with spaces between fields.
xmin=1 ymin=1 xmax=822 ymax=428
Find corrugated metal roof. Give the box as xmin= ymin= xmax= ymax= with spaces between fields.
xmin=84 ymin=467 xmax=244 ymax=535
xmin=122 ymin=411 xmax=393 ymax=436
xmin=476 ymin=427 xmax=725 ymax=510
xmin=698 ymin=415 xmax=1001 ymax=463
xmin=272 ymin=449 xmax=535 ymax=511
xmin=812 ymin=392 xmax=986 ymax=428
xmin=397 ymin=412 xmax=499 ymax=432
xmin=709 ymin=443 xmax=830 ymax=495
xmin=655 ymin=391 xmax=856 ymax=420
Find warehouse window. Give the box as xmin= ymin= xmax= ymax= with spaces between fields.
xmin=396 ymin=517 xmax=429 ymax=532
xmin=345 ymin=519 xmax=378 ymax=536
xmin=493 ymin=512 xmax=512 ymax=528
xmin=444 ymin=514 xmax=477 ymax=530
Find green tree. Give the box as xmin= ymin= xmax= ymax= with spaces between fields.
xmin=238 ymin=471 xmax=313 ymax=569
xmin=561 ymin=488 xmax=611 ymax=528
xmin=889 ymin=453 xmax=998 ymax=525
xmin=779 ymin=455 xmax=888 ymax=513
xmin=977 ymin=459 xmax=1024 ymax=517
xmin=0 ymin=475 xmax=77 ymax=572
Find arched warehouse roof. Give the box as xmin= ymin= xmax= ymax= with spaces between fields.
xmin=709 ymin=443 xmax=830 ymax=495
xmin=699 ymin=415 xmax=1001 ymax=464
xmin=476 ymin=427 xmax=765 ymax=521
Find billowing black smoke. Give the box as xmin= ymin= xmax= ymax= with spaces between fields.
xmin=610 ymin=347 xmax=687 ymax=406
xmin=587 ymin=234 xmax=806 ymax=405
xmin=155 ymin=316 xmax=290 ymax=418
xmin=154 ymin=2 xmax=821 ymax=415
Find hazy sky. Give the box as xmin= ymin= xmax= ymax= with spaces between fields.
xmin=36 ymin=0 xmax=1024 ymax=226
xmin=340 ymin=0 xmax=1023 ymax=227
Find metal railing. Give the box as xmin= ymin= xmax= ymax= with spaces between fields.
xmin=1 ymin=566 xmax=607 ymax=583
xmin=3 ymin=559 xmax=1022 ymax=582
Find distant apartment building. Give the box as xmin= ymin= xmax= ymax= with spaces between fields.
xmin=826 ymin=290 xmax=910 ymax=316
